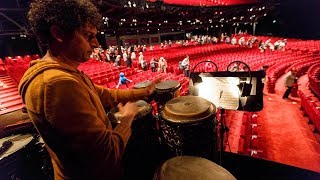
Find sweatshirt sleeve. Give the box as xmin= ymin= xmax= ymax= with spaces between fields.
xmin=44 ymin=79 xmax=129 ymax=167
xmin=94 ymin=84 xmax=150 ymax=109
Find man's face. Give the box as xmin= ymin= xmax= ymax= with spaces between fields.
xmin=63 ymin=23 xmax=99 ymax=62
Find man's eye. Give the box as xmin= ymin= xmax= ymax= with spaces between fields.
xmin=87 ymin=35 xmax=94 ymax=41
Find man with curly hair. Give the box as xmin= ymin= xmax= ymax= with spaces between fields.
xmin=18 ymin=0 xmax=155 ymax=179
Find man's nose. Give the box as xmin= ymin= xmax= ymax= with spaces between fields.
xmin=91 ymin=38 xmax=99 ymax=49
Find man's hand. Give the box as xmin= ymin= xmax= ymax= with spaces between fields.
xmin=117 ymin=102 xmax=139 ymax=126
xmin=145 ymin=78 xmax=162 ymax=96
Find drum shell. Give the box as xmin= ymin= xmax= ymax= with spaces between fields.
xmin=154 ymin=81 xmax=181 ymax=107
xmin=120 ymin=102 xmax=163 ymax=180
xmin=160 ymin=114 xmax=217 ymax=160
xmin=159 ymin=96 xmax=217 ymax=161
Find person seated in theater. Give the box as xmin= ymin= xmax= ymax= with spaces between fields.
xmin=19 ymin=1 xmax=156 ymax=179
xmin=116 ymin=72 xmax=132 ymax=89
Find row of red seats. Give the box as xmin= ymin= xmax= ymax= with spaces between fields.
xmin=4 ymin=54 xmax=39 ymax=64
xmin=266 ymin=54 xmax=316 ymax=93
xmin=238 ymin=112 xmax=264 ymax=158
xmin=308 ymin=63 xmax=320 ymax=98
xmin=299 ymin=90 xmax=320 ymax=132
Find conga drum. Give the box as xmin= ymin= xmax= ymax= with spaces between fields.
xmin=160 ymin=96 xmax=217 ymax=160
xmin=153 ymin=156 xmax=236 ymax=180
xmin=108 ymin=100 xmax=156 ymax=138
xmin=154 ymin=80 xmax=181 ymax=108
xmin=0 ymin=134 xmax=52 ymax=180
xmin=108 ymin=100 xmax=162 ymax=180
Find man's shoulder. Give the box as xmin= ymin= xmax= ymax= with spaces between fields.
xmin=42 ymin=69 xmax=81 ymax=86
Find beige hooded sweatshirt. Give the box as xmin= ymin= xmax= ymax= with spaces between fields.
xmin=18 ymin=59 xmax=149 ymax=180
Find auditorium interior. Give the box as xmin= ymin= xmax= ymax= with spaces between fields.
xmin=1 ymin=0 xmax=320 ymax=179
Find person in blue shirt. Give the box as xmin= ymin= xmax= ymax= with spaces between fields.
xmin=116 ymin=72 xmax=132 ymax=89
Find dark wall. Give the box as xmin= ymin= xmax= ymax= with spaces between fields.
xmin=280 ymin=0 xmax=320 ymax=39
xmin=0 ymin=37 xmax=40 ymax=59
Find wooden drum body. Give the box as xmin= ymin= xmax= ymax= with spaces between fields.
xmin=160 ymin=96 xmax=217 ymax=160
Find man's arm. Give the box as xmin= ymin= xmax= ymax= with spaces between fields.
xmin=44 ymin=79 xmax=131 ymax=167
xmin=95 ymin=84 xmax=150 ymax=109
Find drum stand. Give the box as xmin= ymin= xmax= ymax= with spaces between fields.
xmin=218 ymin=107 xmax=229 ymax=165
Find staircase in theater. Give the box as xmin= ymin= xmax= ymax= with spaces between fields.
xmin=0 ymin=73 xmax=25 ymax=115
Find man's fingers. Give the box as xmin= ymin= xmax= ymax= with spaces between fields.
xmin=117 ymin=102 xmax=124 ymax=109
xmin=153 ymin=77 xmax=162 ymax=84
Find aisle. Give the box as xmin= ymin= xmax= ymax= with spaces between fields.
xmin=258 ymin=74 xmax=320 ymax=172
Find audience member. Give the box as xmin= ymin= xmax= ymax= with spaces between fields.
xmin=150 ymin=58 xmax=157 ymax=72
xmin=282 ymin=69 xmax=297 ymax=99
xmin=116 ymin=72 xmax=132 ymax=89
xmin=158 ymin=57 xmax=167 ymax=73
xmin=181 ymin=55 xmax=190 ymax=77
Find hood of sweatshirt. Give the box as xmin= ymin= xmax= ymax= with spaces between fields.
xmin=18 ymin=59 xmax=80 ymax=104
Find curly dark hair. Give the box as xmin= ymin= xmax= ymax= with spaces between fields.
xmin=28 ymin=0 xmax=102 ymax=43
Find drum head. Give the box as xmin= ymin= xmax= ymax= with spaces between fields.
xmin=155 ymin=80 xmax=181 ymax=92
xmin=134 ymin=81 xmax=152 ymax=89
xmin=0 ymin=134 xmax=33 ymax=160
xmin=161 ymin=96 xmax=216 ymax=124
xmin=154 ymin=156 xmax=236 ymax=180
xmin=108 ymin=100 xmax=152 ymax=124
xmin=135 ymin=100 xmax=152 ymax=119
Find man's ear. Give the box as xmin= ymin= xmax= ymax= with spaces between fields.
xmin=50 ymin=25 xmax=64 ymax=43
